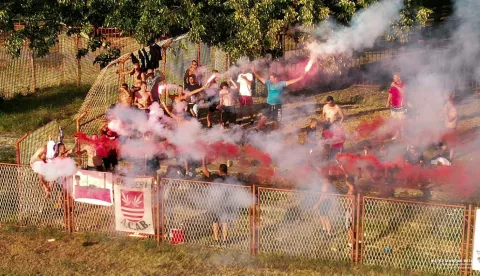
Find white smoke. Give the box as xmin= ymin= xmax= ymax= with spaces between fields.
xmin=307 ymin=0 xmax=403 ymax=58
xmin=31 ymin=158 xmax=78 ymax=182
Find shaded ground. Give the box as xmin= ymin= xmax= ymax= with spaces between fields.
xmin=0 ymin=225 xmax=433 ymax=276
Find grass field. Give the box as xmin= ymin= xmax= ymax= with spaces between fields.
xmin=0 ymin=225 xmax=437 ymax=276
xmin=0 ymin=84 xmax=90 ymax=163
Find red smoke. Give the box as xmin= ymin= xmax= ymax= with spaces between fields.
xmin=243 ymin=145 xmax=272 ymax=166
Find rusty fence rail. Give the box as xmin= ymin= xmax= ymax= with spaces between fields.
xmin=1 ymin=163 xmax=478 ymax=275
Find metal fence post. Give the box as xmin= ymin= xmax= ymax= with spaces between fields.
xmin=464 ymin=205 xmax=473 ymax=276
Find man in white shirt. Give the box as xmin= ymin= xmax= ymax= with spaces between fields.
xmin=236 ymin=66 xmax=254 ymax=125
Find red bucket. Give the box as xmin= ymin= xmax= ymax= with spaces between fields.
xmin=170 ymin=229 xmax=185 ymax=245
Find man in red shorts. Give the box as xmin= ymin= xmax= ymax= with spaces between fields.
xmin=236 ymin=66 xmax=254 ymax=125
xmin=386 ymin=73 xmax=407 ymax=140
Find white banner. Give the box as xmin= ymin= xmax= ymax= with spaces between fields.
xmin=114 ymin=176 xmax=155 ymax=235
xmin=472 ymin=209 xmax=480 ymax=270
xmin=71 ymin=170 xmax=114 ymax=206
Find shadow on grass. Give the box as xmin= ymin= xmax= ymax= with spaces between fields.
xmin=0 ymin=85 xmax=90 ymax=135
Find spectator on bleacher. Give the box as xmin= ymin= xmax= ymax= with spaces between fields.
xmin=303 ymin=118 xmax=319 ymax=153
xmin=218 ymin=80 xmax=238 ymax=129
xmin=201 ymin=157 xmax=233 ymax=247
xmin=99 ymin=123 xmax=119 ymax=172
xmin=431 ymin=142 xmax=453 ymax=166
xmin=185 ymin=75 xmax=206 ymax=118
xmin=386 ymin=73 xmax=407 ymax=140
xmin=323 ymin=123 xmax=346 ymax=160
xmin=77 ymin=134 xmax=104 ymax=171
xmin=251 ymin=66 xmax=305 ymax=130
xmin=129 ymin=54 xmax=146 ymax=91
xmin=322 ymin=96 xmax=344 ymax=129
xmin=134 ymin=82 xmax=153 ymax=112
xmin=148 ymin=70 xmax=165 ymax=103
xmin=184 ymin=60 xmax=198 ymax=88
xmin=404 ymin=145 xmax=424 ymax=166
xmin=236 ymin=66 xmax=255 ymax=125
xmin=118 ymin=83 xmax=132 ymax=106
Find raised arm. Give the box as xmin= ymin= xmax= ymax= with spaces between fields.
xmin=230 ymin=78 xmax=238 ymax=89
xmin=187 ymin=85 xmax=207 ymax=96
xmin=338 ymin=106 xmax=345 ymax=124
xmin=160 ymin=100 xmax=178 ymax=120
xmin=285 ymin=74 xmax=305 ymax=87
xmin=251 ymin=66 xmax=265 ymax=84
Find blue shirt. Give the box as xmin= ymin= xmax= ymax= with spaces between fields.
xmin=265 ymin=80 xmax=287 ymax=105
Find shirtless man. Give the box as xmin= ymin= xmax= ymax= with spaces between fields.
xmin=134 ymin=82 xmax=153 ymax=112
xmin=322 ymin=96 xmax=345 ymax=129
xmin=118 ymin=83 xmax=132 ymax=106
xmin=129 ymin=61 xmax=146 ymax=91
xmin=443 ymin=92 xmax=457 ymax=130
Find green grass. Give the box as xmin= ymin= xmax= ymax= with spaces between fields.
xmin=0 ymin=225 xmax=435 ymax=275
xmin=0 ymin=84 xmax=90 ymax=136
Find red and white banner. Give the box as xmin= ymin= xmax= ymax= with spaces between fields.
xmin=71 ymin=170 xmax=114 ymax=206
xmin=114 ymin=176 xmax=155 ymax=235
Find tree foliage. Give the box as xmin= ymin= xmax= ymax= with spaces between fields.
xmin=0 ymin=0 xmax=438 ymax=61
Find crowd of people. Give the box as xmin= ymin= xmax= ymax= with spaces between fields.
xmin=29 ymin=51 xmax=460 ymax=247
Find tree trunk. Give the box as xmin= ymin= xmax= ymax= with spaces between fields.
xmin=75 ymin=34 xmax=81 ymax=85
xmin=29 ymin=49 xmax=36 ymax=93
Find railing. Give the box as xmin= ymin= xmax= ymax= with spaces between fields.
xmin=0 ymin=162 xmax=478 ymax=275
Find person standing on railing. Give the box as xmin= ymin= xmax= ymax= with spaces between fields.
xmin=201 ymin=157 xmax=233 ymax=247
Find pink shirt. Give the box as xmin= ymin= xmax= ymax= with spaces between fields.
xmin=389 ymin=82 xmax=406 ymax=107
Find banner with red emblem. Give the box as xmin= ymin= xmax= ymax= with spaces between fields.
xmin=114 ymin=176 xmax=155 ymax=235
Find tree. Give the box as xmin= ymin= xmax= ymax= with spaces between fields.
xmin=0 ymin=0 xmax=62 ymax=92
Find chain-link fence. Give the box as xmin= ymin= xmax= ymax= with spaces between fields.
xmin=258 ymin=187 xmax=356 ymax=261
xmin=0 ymin=163 xmax=66 ymax=229
xmin=361 ymin=197 xmax=466 ymax=275
xmin=17 ymin=120 xmax=59 ymax=165
xmin=2 ymin=162 xmax=479 ymax=275
xmin=161 ymin=178 xmax=254 ymax=251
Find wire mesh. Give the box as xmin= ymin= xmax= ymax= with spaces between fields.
xmin=71 ymin=177 xmax=159 ymax=238
xmin=18 ymin=120 xmax=59 ymax=165
xmin=0 ymin=163 xmax=20 ymax=224
xmin=362 ymin=197 xmax=465 ymax=275
xmin=0 ymin=163 xmax=67 ymax=229
xmin=258 ymin=188 xmax=355 ymax=261
xmin=0 ymin=30 xmax=140 ymax=99
xmin=161 ymin=178 xmax=253 ymax=251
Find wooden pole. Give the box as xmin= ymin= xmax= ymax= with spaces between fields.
xmin=29 ymin=49 xmax=36 ymax=93
xmin=75 ymin=34 xmax=81 ymax=85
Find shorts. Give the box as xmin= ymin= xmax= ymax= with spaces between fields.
xmin=213 ymin=207 xmax=235 ymax=223
xmin=221 ymin=106 xmax=236 ymax=124
xmin=328 ymin=147 xmax=343 ymax=160
xmin=208 ymin=99 xmax=219 ymax=113
xmin=390 ymin=107 xmax=406 ymax=119
xmin=262 ymin=104 xmax=282 ymax=122
xmin=239 ymin=96 xmax=253 ymax=107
